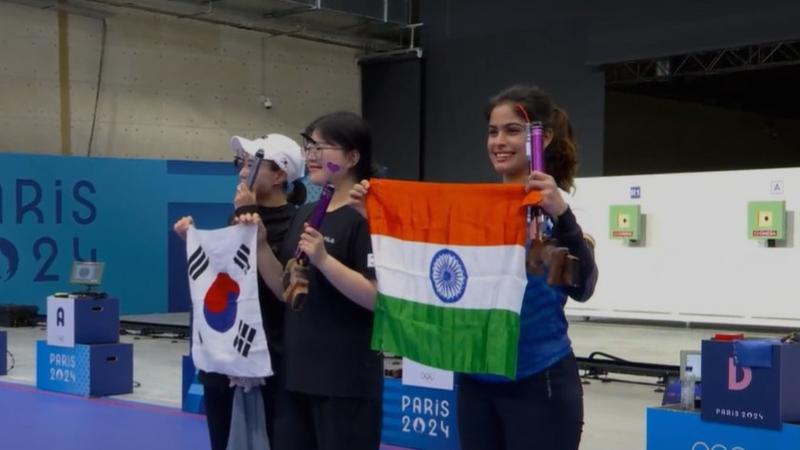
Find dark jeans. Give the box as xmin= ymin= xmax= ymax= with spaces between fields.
xmin=458 ymin=353 xmax=584 ymax=450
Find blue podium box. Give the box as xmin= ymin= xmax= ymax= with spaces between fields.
xmin=181 ymin=355 xmax=205 ymax=414
xmin=381 ymin=378 xmax=460 ymax=450
xmin=46 ymin=296 xmax=119 ymax=347
xmin=36 ymin=340 xmax=133 ymax=397
xmin=0 ymin=331 xmax=6 ymax=375
xmin=701 ymin=340 xmax=800 ymax=429
xmin=647 ymin=406 xmax=800 ymax=450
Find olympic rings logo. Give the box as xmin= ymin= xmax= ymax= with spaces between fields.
xmin=691 ymin=442 xmax=745 ymax=450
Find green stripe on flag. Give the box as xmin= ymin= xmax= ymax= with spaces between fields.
xmin=371 ymin=293 xmax=520 ymax=378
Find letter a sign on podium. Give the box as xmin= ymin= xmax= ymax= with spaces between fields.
xmin=47 ymin=297 xmax=75 ymax=347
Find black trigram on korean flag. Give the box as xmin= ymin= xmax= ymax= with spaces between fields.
xmin=188 ymin=246 xmax=209 ymax=280
xmin=233 ymin=320 xmax=257 ymax=357
xmin=233 ymin=244 xmax=251 ymax=274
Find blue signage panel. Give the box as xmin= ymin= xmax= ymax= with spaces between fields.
xmin=702 ymin=340 xmax=800 ymax=430
xmin=0 ymin=154 xmax=236 ymax=314
xmin=36 ymin=340 xmax=91 ymax=395
xmin=382 ymin=378 xmax=460 ymax=450
xmin=647 ymin=407 xmax=800 ymax=450
xmin=36 ymin=340 xmax=133 ymax=396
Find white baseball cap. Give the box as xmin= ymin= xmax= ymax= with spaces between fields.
xmin=229 ymin=134 xmax=305 ymax=183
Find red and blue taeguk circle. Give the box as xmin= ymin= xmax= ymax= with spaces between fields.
xmin=203 ymin=273 xmax=239 ymax=333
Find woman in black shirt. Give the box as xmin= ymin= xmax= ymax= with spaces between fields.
xmin=173 ymin=133 xmax=306 ymax=450
xmin=252 ymin=112 xmax=383 ymax=450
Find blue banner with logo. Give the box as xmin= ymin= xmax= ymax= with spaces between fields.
xmin=381 ymin=378 xmax=460 ymax=450
xmin=36 ymin=340 xmax=133 ymax=396
xmin=647 ymin=407 xmax=800 ymax=450
xmin=701 ymin=340 xmax=800 ymax=430
xmin=0 ymin=153 xmax=237 ymax=314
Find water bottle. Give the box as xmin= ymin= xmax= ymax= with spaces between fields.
xmin=681 ymin=368 xmax=696 ymax=410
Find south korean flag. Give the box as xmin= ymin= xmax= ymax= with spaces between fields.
xmin=186 ymin=224 xmax=272 ymax=378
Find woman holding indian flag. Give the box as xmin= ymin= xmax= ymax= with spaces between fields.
xmin=349 ymin=84 xmax=598 ymax=450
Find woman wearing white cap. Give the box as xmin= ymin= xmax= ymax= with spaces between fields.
xmin=173 ymin=133 xmax=306 ymax=450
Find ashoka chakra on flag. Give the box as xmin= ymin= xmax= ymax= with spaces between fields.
xmin=367 ymin=179 xmax=541 ymax=378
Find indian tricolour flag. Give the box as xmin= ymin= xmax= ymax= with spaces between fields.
xmin=367 ymin=179 xmax=541 ymax=378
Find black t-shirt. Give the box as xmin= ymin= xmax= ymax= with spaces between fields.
xmin=257 ymin=204 xmax=296 ymax=358
xmin=279 ymin=203 xmax=383 ymax=399
xmin=200 ymin=203 xmax=296 ymax=387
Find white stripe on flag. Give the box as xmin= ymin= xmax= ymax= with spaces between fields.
xmin=372 ymin=235 xmax=527 ymax=312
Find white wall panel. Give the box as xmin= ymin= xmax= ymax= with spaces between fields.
xmin=567 ymin=168 xmax=800 ymax=328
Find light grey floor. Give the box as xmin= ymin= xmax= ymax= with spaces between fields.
xmin=0 ymin=320 xmax=786 ymax=450
xmin=121 ymin=313 xmax=190 ymax=327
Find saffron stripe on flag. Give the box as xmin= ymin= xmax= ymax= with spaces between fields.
xmin=366 ymin=179 xmax=541 ymax=246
